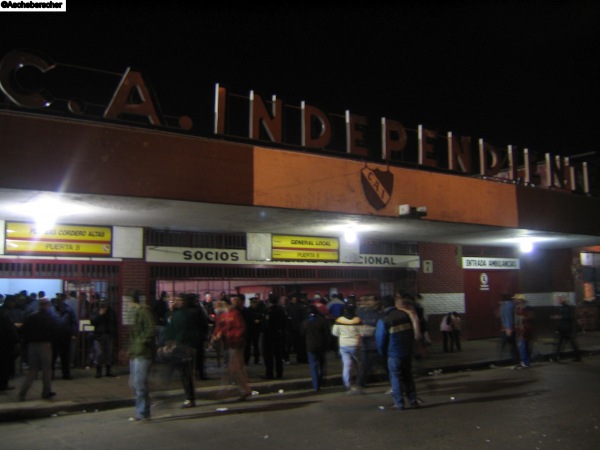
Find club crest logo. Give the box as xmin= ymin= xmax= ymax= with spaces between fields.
xmin=361 ymin=166 xmax=393 ymax=210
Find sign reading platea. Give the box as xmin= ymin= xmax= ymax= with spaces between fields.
xmin=0 ymin=49 xmax=591 ymax=194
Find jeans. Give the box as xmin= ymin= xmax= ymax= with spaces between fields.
xmin=93 ymin=335 xmax=114 ymax=367
xmin=387 ymin=355 xmax=417 ymax=408
xmin=339 ymin=346 xmax=361 ymax=389
xmin=129 ymin=357 xmax=152 ymax=419
xmin=307 ymin=350 xmax=326 ymax=391
xmin=518 ymin=338 xmax=530 ymax=366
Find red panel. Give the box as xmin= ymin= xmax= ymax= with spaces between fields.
xmin=464 ymin=270 xmax=519 ymax=339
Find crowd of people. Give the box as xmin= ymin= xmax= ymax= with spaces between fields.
xmin=141 ymin=290 xmax=432 ymax=416
xmin=2 ymin=287 xmax=585 ymax=420
xmin=0 ymin=288 xmax=432 ymax=415
xmin=0 ymin=290 xmax=118 ymax=400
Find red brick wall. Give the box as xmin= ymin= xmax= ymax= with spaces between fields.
xmin=417 ymin=242 xmax=464 ymax=293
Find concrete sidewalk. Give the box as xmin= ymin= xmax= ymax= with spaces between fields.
xmin=2 ymin=331 xmax=599 ymax=422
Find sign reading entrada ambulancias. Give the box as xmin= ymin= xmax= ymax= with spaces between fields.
xmin=0 ymin=49 xmax=592 ymax=197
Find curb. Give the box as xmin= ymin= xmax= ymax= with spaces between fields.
xmin=2 ymin=348 xmax=598 ymax=423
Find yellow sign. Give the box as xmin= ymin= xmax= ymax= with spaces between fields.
xmin=5 ymin=240 xmax=112 ymax=256
xmin=6 ymin=222 xmax=112 ymax=241
xmin=5 ymin=222 xmax=112 ymax=256
xmin=272 ymin=235 xmax=339 ymax=262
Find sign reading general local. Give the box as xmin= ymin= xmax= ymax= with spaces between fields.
xmin=462 ymin=257 xmax=520 ymax=270
xmin=272 ymin=235 xmax=339 ymax=262
xmin=5 ymin=222 xmax=112 ymax=256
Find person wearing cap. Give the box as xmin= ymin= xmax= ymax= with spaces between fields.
xmin=17 ymin=297 xmax=57 ymax=401
xmin=513 ymin=294 xmax=534 ymax=368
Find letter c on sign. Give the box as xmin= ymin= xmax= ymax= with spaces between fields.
xmin=0 ymin=50 xmax=55 ymax=108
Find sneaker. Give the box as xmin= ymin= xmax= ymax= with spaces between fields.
xmin=385 ymin=388 xmax=393 ymax=395
xmin=388 ymin=404 xmax=404 ymax=411
xmin=128 ymin=416 xmax=151 ymax=422
xmin=181 ymin=400 xmax=196 ymax=408
xmin=42 ymin=392 xmax=56 ymax=399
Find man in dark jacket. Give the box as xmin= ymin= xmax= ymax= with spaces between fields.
xmin=18 ymin=297 xmax=57 ymax=401
xmin=376 ymin=294 xmax=421 ymax=410
xmin=50 ymin=293 xmax=77 ymax=380
xmin=164 ymin=294 xmax=199 ymax=408
xmin=301 ymin=304 xmax=330 ymax=391
xmin=552 ymin=295 xmax=582 ymax=362
xmin=262 ymin=293 xmax=287 ymax=379
xmin=0 ymin=296 xmax=19 ymax=391
xmin=90 ymin=298 xmax=118 ymax=378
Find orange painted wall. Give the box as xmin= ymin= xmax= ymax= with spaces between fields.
xmin=253 ymin=147 xmax=519 ymax=228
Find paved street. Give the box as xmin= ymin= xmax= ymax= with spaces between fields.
xmin=2 ymin=331 xmax=599 ymax=424
xmin=2 ymin=354 xmax=599 ymax=450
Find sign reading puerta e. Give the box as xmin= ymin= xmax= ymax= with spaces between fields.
xmin=0 ymin=50 xmax=593 ymax=212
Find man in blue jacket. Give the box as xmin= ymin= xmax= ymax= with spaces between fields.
xmin=376 ymin=293 xmax=421 ymax=410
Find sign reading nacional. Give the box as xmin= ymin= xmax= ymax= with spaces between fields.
xmin=146 ymin=246 xmax=419 ymax=268
xmin=5 ymin=222 xmax=112 ymax=256
xmin=0 ymin=49 xmax=591 ymax=196
xmin=462 ymin=257 xmax=520 ymax=270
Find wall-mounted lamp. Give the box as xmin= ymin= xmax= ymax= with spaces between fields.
xmin=344 ymin=227 xmax=357 ymax=244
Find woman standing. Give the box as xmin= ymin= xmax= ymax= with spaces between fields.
xmin=440 ymin=313 xmax=455 ymax=353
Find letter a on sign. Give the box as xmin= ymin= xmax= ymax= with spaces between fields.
xmin=361 ymin=166 xmax=393 ymax=210
xmin=104 ymin=68 xmax=161 ymax=125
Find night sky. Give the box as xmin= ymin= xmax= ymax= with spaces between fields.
xmin=2 ymin=1 xmax=599 ymax=158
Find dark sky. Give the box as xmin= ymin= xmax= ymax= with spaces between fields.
xmin=2 ymin=1 xmax=599 ymax=157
